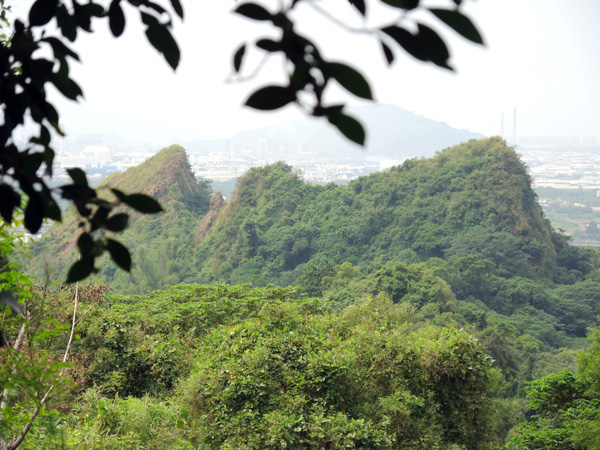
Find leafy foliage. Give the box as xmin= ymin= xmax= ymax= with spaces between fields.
xmin=181 ymin=295 xmax=497 ymax=449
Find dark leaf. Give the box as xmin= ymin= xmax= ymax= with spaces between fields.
xmin=23 ymin=153 xmax=44 ymax=174
xmin=327 ymin=62 xmax=373 ymax=100
xmin=429 ymin=8 xmax=484 ymax=45
xmin=24 ymin=191 xmax=44 ymax=233
xmin=105 ymin=213 xmax=129 ymax=232
xmin=77 ymin=232 xmax=94 ymax=255
xmin=327 ymin=110 xmax=366 ymax=146
xmin=67 ymin=168 xmax=88 ymax=186
xmin=43 ymin=147 xmax=56 ymax=175
xmin=29 ymin=0 xmax=58 ymax=26
xmin=84 ymin=2 xmax=105 ymax=18
xmin=233 ymin=44 xmax=246 ymax=73
xmin=73 ymin=1 xmax=91 ymax=31
xmin=106 ymin=239 xmax=131 ymax=271
xmin=256 ymin=38 xmax=280 ymax=52
xmin=110 ymin=188 xmax=127 ymax=202
xmin=290 ymin=62 xmax=309 ymax=89
xmin=418 ymin=23 xmax=452 ymax=69
xmin=145 ymin=23 xmax=180 ymax=70
xmin=42 ymin=37 xmax=80 ymax=61
xmin=60 ymin=184 xmax=95 ymax=205
xmin=234 ymin=3 xmax=272 ymax=21
xmin=245 ymin=85 xmax=296 ymax=110
xmin=66 ymin=257 xmax=95 ymax=283
xmin=51 ymin=72 xmax=84 ymax=101
xmin=170 ymin=0 xmax=184 ymax=18
xmin=0 ymin=185 xmax=20 ymax=223
xmin=90 ymin=205 xmax=110 ymax=232
xmin=381 ymin=41 xmax=394 ymax=64
xmin=381 ymin=26 xmax=427 ymax=61
xmin=122 ymin=193 xmax=163 ymax=213
xmin=45 ymin=196 xmax=61 ymax=221
xmin=30 ymin=125 xmax=51 ymax=147
xmin=56 ymin=5 xmax=77 ymax=41
xmin=109 ymin=0 xmax=126 ymax=37
xmin=348 ymin=0 xmax=366 ymax=16
xmin=380 ymin=0 xmax=419 ymax=10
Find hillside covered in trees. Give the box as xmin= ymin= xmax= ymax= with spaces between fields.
xmin=30 ymin=137 xmax=591 ymax=290
xmin=6 ymin=137 xmax=600 ymax=449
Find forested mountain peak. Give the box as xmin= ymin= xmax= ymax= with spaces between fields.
xmin=28 ymin=145 xmax=212 ymax=290
xmin=30 ymin=138 xmax=583 ymax=291
xmin=102 ymin=145 xmax=207 ymax=214
xmin=195 ymin=137 xmax=570 ymax=284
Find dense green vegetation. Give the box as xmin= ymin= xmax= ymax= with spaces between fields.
xmin=2 ymin=284 xmax=502 ymax=449
xmin=28 ymin=145 xmax=212 ymax=292
xmin=5 ymin=137 xmax=600 ymax=448
xmin=195 ymin=137 xmax=580 ymax=286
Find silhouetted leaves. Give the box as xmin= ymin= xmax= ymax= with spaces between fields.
xmin=381 ymin=26 xmax=427 ymax=61
xmin=112 ymin=189 xmax=163 ymax=214
xmin=327 ymin=62 xmax=373 ymax=100
xmin=234 ymin=3 xmax=272 ymax=21
xmin=348 ymin=0 xmax=366 ymax=16
xmin=233 ymin=44 xmax=246 ymax=73
xmin=56 ymin=4 xmax=77 ymax=41
xmin=429 ymin=8 xmax=484 ymax=45
xmin=105 ymin=213 xmax=129 ymax=232
xmin=0 ymin=185 xmax=20 ymax=223
xmin=108 ymin=0 xmax=125 ymax=37
xmin=327 ymin=109 xmax=366 ymax=146
xmin=144 ymin=20 xmax=180 ymax=70
xmin=245 ymin=85 xmax=297 ymax=110
xmin=24 ymin=191 xmax=44 ymax=234
xmin=67 ymin=168 xmax=88 ymax=186
xmin=106 ymin=239 xmax=132 ymax=271
xmin=170 ymin=0 xmax=184 ymax=19
xmin=77 ymin=232 xmax=94 ymax=255
xmin=42 ymin=37 xmax=79 ymax=61
xmin=381 ymin=41 xmax=394 ymax=65
xmin=418 ymin=23 xmax=452 ymax=70
xmin=29 ymin=0 xmax=58 ymax=26
xmin=66 ymin=257 xmax=95 ymax=283
xmin=381 ymin=0 xmax=419 ymax=10
xmin=256 ymin=38 xmax=280 ymax=52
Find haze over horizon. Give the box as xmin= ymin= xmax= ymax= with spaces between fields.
xmin=10 ymin=0 xmax=600 ymax=145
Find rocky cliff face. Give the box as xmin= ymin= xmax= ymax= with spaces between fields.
xmin=195 ymin=192 xmax=225 ymax=245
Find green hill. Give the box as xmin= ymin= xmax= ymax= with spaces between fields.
xmin=29 ymin=137 xmax=591 ymax=294
xmin=194 ymin=137 xmax=572 ymax=285
xmin=28 ymin=145 xmax=212 ymax=292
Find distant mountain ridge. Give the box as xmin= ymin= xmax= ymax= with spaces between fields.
xmin=183 ymin=104 xmax=484 ymax=161
xmin=29 ymin=137 xmax=580 ymax=292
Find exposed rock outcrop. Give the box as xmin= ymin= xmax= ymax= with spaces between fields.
xmin=195 ymin=192 xmax=225 ymax=245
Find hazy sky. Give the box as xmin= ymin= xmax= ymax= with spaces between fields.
xmin=12 ymin=0 xmax=600 ymax=144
